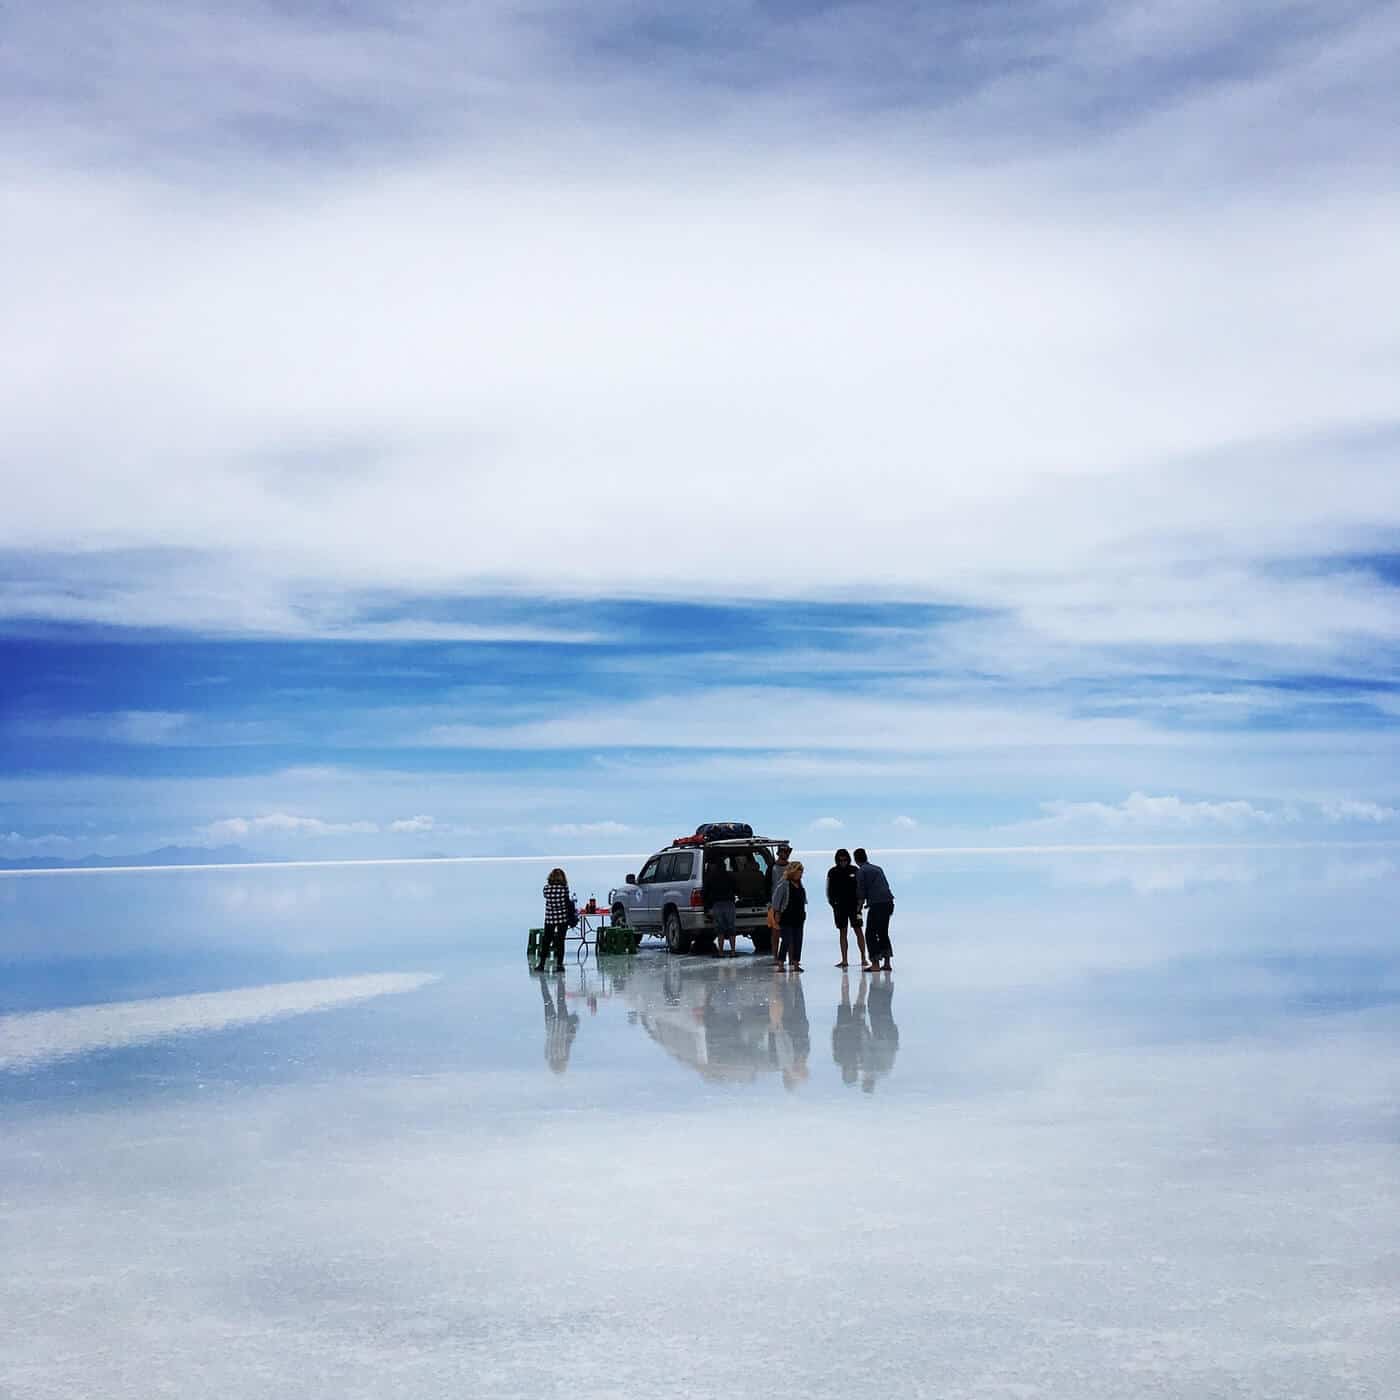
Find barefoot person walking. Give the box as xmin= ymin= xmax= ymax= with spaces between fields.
xmin=854 ymin=849 xmax=894 ymax=972
xmin=826 ymin=847 xmax=868 ymax=969
xmin=771 ymin=860 xmax=808 ymax=972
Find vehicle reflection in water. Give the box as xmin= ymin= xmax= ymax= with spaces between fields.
xmin=832 ymin=971 xmax=899 ymax=1093
xmin=526 ymin=955 xmax=899 ymax=1090
xmin=606 ymin=953 xmax=815 ymax=1089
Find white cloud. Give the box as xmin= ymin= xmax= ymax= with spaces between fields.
xmin=547 ymin=820 xmax=632 ymax=838
xmin=1 ymin=830 xmax=74 ymax=855
xmin=1319 ymin=799 xmax=1398 ymax=824
xmin=6 ymin=710 xmax=193 ymax=745
xmin=388 ymin=815 xmax=436 ymax=833
xmin=810 ymin=816 xmax=844 ymax=830
xmin=421 ymin=688 xmax=1170 ymax=754
xmin=1033 ymin=792 xmax=1299 ymax=832
xmin=201 ymin=813 xmax=379 ymax=842
xmin=891 ymin=816 xmax=918 ymax=829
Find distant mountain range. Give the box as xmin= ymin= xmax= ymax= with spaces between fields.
xmin=0 ymin=845 xmax=263 ymax=872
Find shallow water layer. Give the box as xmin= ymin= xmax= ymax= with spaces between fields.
xmin=2 ymin=848 xmax=1398 ymax=1398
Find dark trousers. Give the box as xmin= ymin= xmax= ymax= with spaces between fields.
xmin=778 ymin=919 xmax=805 ymax=965
xmin=865 ymin=902 xmax=894 ymax=961
xmin=538 ymin=922 xmax=567 ymax=966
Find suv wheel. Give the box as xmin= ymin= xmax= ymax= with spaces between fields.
xmin=663 ymin=909 xmax=691 ymax=955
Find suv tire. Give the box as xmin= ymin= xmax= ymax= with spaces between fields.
xmin=663 ymin=909 xmax=691 ymax=955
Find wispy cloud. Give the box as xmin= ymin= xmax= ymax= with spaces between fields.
xmin=201 ymin=813 xmax=380 ymax=841
xmin=1032 ymin=793 xmax=1300 ymax=832
xmin=547 ymin=820 xmax=632 ymax=838
xmin=1319 ymin=798 xmax=1398 ymax=824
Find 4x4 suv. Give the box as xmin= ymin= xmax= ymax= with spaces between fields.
xmin=609 ymin=831 xmax=788 ymax=955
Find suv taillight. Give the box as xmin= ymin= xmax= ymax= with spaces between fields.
xmin=690 ymin=889 xmax=705 ymax=908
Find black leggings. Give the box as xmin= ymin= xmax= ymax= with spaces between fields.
xmin=777 ymin=919 xmax=805 ymax=964
xmin=539 ymin=922 xmax=567 ymax=965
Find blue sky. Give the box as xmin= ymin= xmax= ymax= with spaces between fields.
xmin=2 ymin=0 xmax=1398 ymax=861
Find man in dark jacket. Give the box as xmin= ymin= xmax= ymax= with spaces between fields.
xmin=826 ymin=848 xmax=868 ymax=969
xmin=703 ymin=855 xmax=739 ymax=956
xmin=854 ymin=848 xmax=894 ymax=971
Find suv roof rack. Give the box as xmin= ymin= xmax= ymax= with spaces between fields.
xmin=667 ymin=834 xmax=786 ymax=849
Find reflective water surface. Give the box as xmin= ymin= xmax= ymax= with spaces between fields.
xmin=2 ymin=848 xmax=1399 ymax=1398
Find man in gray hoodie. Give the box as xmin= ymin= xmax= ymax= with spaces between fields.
xmin=854 ymin=848 xmax=894 ymax=971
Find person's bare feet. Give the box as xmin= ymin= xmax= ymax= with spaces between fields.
xmin=835 ymin=961 xmax=848 ymax=968
xmin=881 ymin=961 xmax=892 ymax=971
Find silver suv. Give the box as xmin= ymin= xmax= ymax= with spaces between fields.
xmin=609 ymin=834 xmax=788 ymax=955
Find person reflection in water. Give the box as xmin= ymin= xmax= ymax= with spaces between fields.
xmin=831 ymin=971 xmax=899 ymax=1093
xmin=831 ymin=971 xmax=869 ymax=1088
xmin=862 ymin=972 xmax=899 ymax=1094
xmin=537 ymin=970 xmax=579 ymax=1074
xmin=768 ymin=969 xmax=811 ymax=1090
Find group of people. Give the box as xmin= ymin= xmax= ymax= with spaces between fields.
xmin=706 ymin=843 xmax=895 ymax=974
xmin=536 ymin=846 xmax=897 ymax=976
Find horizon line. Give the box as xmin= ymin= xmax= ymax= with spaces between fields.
xmin=2 ymin=839 xmax=1397 ymax=878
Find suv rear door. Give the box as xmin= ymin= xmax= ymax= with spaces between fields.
xmin=728 ymin=844 xmax=774 ymax=910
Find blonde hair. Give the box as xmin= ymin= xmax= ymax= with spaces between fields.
xmin=546 ymin=867 xmax=568 ymax=887
xmin=785 ymin=861 xmax=804 ymax=880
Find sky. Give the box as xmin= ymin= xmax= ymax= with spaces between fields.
xmin=2 ymin=0 xmax=1398 ymax=862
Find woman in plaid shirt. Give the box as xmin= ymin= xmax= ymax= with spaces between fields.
xmin=536 ymin=867 xmax=572 ymax=971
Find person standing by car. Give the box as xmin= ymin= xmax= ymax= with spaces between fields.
xmin=770 ymin=861 xmax=808 ymax=972
xmin=854 ymin=849 xmax=894 ymax=971
xmin=703 ymin=853 xmax=739 ymax=957
xmin=537 ymin=866 xmax=572 ymax=972
xmin=826 ymin=847 xmax=868 ymax=970
xmin=771 ymin=843 xmax=792 ymax=897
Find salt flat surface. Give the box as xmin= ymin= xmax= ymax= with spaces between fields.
xmin=1 ymin=850 xmax=1398 ymax=1398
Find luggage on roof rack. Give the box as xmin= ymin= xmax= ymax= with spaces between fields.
xmin=694 ymin=822 xmax=754 ymax=841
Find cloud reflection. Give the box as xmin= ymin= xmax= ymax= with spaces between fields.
xmin=0 ymin=972 xmax=438 ymax=1072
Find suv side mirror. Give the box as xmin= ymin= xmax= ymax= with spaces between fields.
xmin=625 ymin=873 xmax=636 ymax=885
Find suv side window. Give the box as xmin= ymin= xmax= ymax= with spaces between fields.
xmin=638 ymin=857 xmax=663 ymax=884
xmin=661 ymin=852 xmax=694 ymax=882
